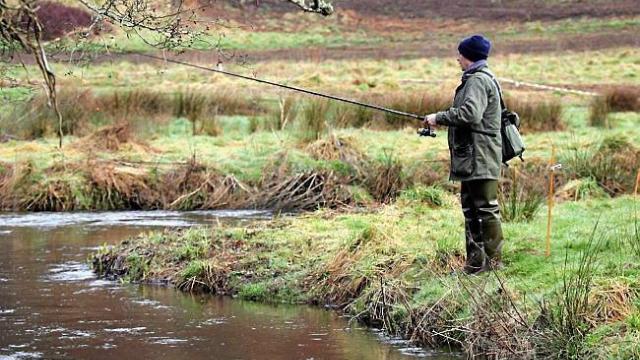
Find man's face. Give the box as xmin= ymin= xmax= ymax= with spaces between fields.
xmin=457 ymin=53 xmax=472 ymax=71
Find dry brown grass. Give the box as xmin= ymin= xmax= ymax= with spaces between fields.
xmin=366 ymin=152 xmax=404 ymax=203
xmin=310 ymin=247 xmax=370 ymax=306
xmin=460 ymin=278 xmax=534 ymax=359
xmin=0 ymin=161 xmax=36 ymax=210
xmin=22 ymin=179 xmax=77 ymax=211
xmin=586 ymin=280 xmax=636 ymax=326
xmin=257 ymin=170 xmax=352 ymax=211
xmin=306 ymin=134 xmax=369 ymax=180
xmin=85 ymin=160 xmax=154 ymax=210
xmin=306 ymin=135 xmax=364 ymax=162
xmin=158 ymin=156 xmax=252 ymax=210
xmin=0 ymin=162 xmax=14 ymax=208
xmin=563 ymin=135 xmax=640 ymax=196
xmin=73 ymin=124 xmax=156 ymax=153
xmin=306 ymin=224 xmax=414 ymax=332
xmin=176 ymin=259 xmax=235 ymax=294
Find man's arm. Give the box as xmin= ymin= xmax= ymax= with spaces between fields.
xmin=435 ymin=77 xmax=488 ymax=128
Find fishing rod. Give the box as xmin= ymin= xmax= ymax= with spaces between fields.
xmin=136 ymin=53 xmax=496 ymax=138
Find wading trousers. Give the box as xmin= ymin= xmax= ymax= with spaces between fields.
xmin=461 ymin=180 xmax=504 ymax=273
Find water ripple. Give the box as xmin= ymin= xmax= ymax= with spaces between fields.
xmin=0 ymin=352 xmax=44 ymax=359
xmin=0 ymin=210 xmax=272 ymax=229
xmin=45 ymin=262 xmax=95 ymax=282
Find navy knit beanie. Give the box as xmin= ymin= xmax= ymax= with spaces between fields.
xmin=458 ymin=35 xmax=491 ymax=62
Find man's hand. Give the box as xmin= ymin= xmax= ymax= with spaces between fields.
xmin=423 ymin=114 xmax=437 ymax=127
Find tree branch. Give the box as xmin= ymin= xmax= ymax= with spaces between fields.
xmin=286 ymin=0 xmax=333 ymax=16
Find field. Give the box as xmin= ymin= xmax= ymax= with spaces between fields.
xmin=2 ymin=0 xmax=640 ymax=358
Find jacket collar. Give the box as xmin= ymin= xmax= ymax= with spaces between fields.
xmin=462 ymin=60 xmax=488 ymax=80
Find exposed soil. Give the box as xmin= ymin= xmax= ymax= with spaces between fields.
xmin=50 ymin=28 xmax=637 ymax=66
xmin=239 ymin=30 xmax=640 ymax=62
xmin=6 ymin=1 xmax=638 ymax=66
xmin=233 ymin=0 xmax=640 ymax=21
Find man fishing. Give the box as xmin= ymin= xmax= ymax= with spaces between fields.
xmin=423 ymin=34 xmax=504 ymax=274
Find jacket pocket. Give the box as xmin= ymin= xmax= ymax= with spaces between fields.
xmin=452 ymin=144 xmax=475 ymax=177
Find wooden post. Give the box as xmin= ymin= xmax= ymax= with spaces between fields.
xmin=546 ymin=146 xmax=556 ymax=257
xmin=634 ymin=168 xmax=640 ymax=197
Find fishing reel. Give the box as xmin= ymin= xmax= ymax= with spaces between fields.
xmin=417 ymin=125 xmax=437 ymax=138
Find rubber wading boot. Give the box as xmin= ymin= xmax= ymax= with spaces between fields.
xmin=464 ymin=219 xmax=487 ymax=274
xmin=481 ymin=217 xmax=504 ymax=269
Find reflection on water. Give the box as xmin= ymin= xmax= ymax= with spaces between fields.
xmin=0 ymin=211 xmax=461 ymax=360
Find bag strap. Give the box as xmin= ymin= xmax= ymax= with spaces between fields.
xmin=478 ymin=70 xmax=506 ymax=111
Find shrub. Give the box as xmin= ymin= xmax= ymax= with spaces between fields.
xmin=507 ymin=96 xmax=564 ymax=133
xmin=603 ymin=87 xmax=640 ymax=112
xmin=589 ymin=87 xmax=640 ymax=127
xmin=562 ymin=135 xmax=640 ymax=195
xmin=35 ymin=2 xmax=93 ymax=40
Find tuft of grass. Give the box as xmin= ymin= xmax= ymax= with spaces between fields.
xmin=298 ymin=99 xmax=331 ymax=143
xmin=366 ymin=151 xmax=404 ymax=203
xmin=398 ymin=185 xmax=445 ymax=207
xmin=270 ymin=95 xmax=299 ymax=131
xmin=125 ymin=252 xmax=149 ymax=282
xmin=625 ymin=213 xmax=640 ymax=259
xmin=588 ymin=96 xmax=611 ymax=127
xmin=558 ymin=177 xmax=608 ymax=201
xmin=105 ymin=88 xmax=171 ymax=118
xmin=238 ymin=283 xmax=269 ymax=301
xmin=174 ymin=89 xmax=208 ymax=135
xmin=173 ymin=228 xmax=211 ymax=262
xmin=498 ymin=167 xmax=545 ymax=222
xmin=2 ymin=88 xmax=97 ymax=138
xmin=535 ymin=229 xmax=602 ymax=359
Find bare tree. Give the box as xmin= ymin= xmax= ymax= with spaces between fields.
xmin=0 ymin=0 xmax=333 ymax=147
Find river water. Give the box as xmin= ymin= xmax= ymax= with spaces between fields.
xmin=0 ymin=211 xmax=460 ymax=359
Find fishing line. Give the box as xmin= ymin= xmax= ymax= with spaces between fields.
xmin=135 ymin=52 xmax=496 ymax=138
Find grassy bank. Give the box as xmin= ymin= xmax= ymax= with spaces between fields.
xmin=1 ymin=108 xmax=638 ymax=211
xmin=92 ymin=193 xmax=640 ymax=358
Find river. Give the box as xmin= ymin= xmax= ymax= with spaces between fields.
xmin=0 ymin=211 xmax=460 ymax=359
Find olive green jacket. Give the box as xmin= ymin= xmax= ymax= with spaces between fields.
xmin=435 ymin=65 xmax=502 ymax=181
